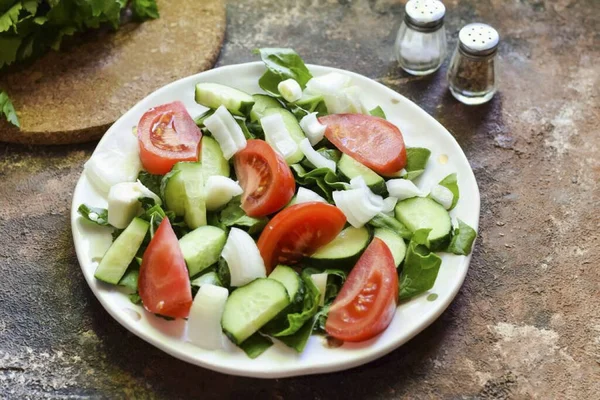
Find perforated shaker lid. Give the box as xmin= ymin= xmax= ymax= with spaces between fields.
xmin=459 ymin=23 xmax=499 ymax=56
xmin=405 ymin=0 xmax=446 ymax=31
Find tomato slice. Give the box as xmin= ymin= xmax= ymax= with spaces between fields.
xmin=138 ymin=218 xmax=192 ymax=319
xmin=137 ymin=101 xmax=202 ymax=175
xmin=325 ymin=238 xmax=398 ymax=342
xmin=319 ymin=113 xmax=407 ymax=175
xmin=257 ymin=202 xmax=347 ymax=273
xmin=234 ymin=139 xmax=296 ymax=217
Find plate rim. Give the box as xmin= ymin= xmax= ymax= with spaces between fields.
xmin=71 ymin=61 xmax=480 ymax=378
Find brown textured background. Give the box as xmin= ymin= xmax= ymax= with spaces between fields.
xmin=0 ymin=0 xmax=599 ymax=398
xmin=0 ymin=0 xmax=225 ymax=145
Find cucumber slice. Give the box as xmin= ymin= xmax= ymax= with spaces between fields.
xmin=163 ymin=162 xmax=207 ymax=229
xmin=374 ymin=228 xmax=407 ymax=267
xmin=394 ymin=197 xmax=452 ymax=250
xmin=200 ymin=136 xmax=230 ymax=179
xmin=94 ymin=218 xmax=149 ymax=284
xmin=262 ymin=108 xmax=306 ymax=164
xmin=179 ymin=225 xmax=227 ymax=277
xmin=191 ymin=271 xmax=223 ymax=288
xmin=295 ymin=93 xmax=324 ymax=107
xmin=268 ymin=265 xmax=304 ymax=304
xmin=195 ymin=83 xmax=255 ymax=116
xmin=307 ymin=226 xmax=371 ymax=268
xmin=222 ymin=278 xmax=290 ymax=344
xmin=250 ymin=94 xmax=282 ymax=122
xmin=338 ymin=153 xmax=386 ymax=195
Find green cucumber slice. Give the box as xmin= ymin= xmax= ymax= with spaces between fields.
xmin=306 ymin=226 xmax=371 ymax=268
xmin=94 ymin=218 xmax=149 ymax=284
xmin=250 ymin=94 xmax=283 ymax=122
xmin=200 ymin=136 xmax=230 ymax=179
xmin=268 ymin=265 xmax=304 ymax=304
xmin=374 ymin=228 xmax=407 ymax=267
xmin=338 ymin=153 xmax=386 ymax=195
xmin=394 ymin=197 xmax=452 ymax=250
xmin=262 ymin=108 xmax=306 ymax=164
xmin=194 ymin=83 xmax=255 ymax=116
xmin=179 ymin=225 xmax=227 ymax=277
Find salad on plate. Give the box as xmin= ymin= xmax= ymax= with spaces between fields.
xmin=77 ymin=48 xmax=477 ymax=359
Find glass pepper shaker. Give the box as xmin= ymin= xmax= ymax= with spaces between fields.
xmin=394 ymin=0 xmax=447 ymax=76
xmin=447 ymin=23 xmax=499 ymax=105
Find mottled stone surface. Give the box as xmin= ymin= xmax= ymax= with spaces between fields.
xmin=1 ymin=0 xmax=599 ymax=398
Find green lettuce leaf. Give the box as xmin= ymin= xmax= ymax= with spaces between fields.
xmin=404 ymin=147 xmax=431 ymax=180
xmin=255 ymin=48 xmax=313 ymax=96
xmin=290 ymin=164 xmax=348 ymax=202
xmin=118 ymin=268 xmax=139 ymax=292
xmin=368 ymin=212 xmax=412 ymax=240
xmin=399 ymin=229 xmax=442 ymax=300
xmin=218 ymin=197 xmax=268 ymax=235
xmin=0 ymin=90 xmax=19 ymax=127
xmin=437 ymin=173 xmax=459 ymax=210
xmin=131 ymin=0 xmax=159 ymax=20
xmin=446 ymin=219 xmax=477 ymax=255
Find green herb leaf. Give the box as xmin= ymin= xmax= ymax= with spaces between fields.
xmin=255 ymin=48 xmax=313 ymax=95
xmin=119 ymin=268 xmax=139 ymax=292
xmin=438 ymin=173 xmax=459 ymax=210
xmin=78 ymin=204 xmax=110 ymax=226
xmin=276 ymin=315 xmax=318 ymax=353
xmin=0 ymin=3 xmax=22 ymax=33
xmin=238 ymin=332 xmax=273 ymax=359
xmin=399 ymin=229 xmax=442 ymax=300
xmin=137 ymin=171 xmax=163 ymax=199
xmin=131 ymin=0 xmax=159 ymax=20
xmin=290 ymin=164 xmax=348 ymax=202
xmin=369 ymin=106 xmax=386 ymax=119
xmin=0 ymin=90 xmax=19 ymax=127
xmin=446 ymin=219 xmax=477 ymax=255
xmin=0 ymin=36 xmax=21 ymax=69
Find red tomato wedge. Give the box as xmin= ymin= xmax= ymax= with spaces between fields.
xmin=320 ymin=113 xmax=407 ymax=175
xmin=234 ymin=139 xmax=295 ymax=217
xmin=257 ymin=202 xmax=347 ymax=273
xmin=138 ymin=218 xmax=192 ymax=319
xmin=137 ymin=101 xmax=202 ymax=175
xmin=325 ymin=238 xmax=398 ymax=342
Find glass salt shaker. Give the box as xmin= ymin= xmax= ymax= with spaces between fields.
xmin=447 ymin=23 xmax=499 ymax=105
xmin=394 ymin=0 xmax=447 ymax=76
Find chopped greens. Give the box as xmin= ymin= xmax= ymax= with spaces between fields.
xmin=438 ymin=173 xmax=459 ymax=210
xmin=446 ymin=219 xmax=477 ymax=255
xmin=399 ymin=229 xmax=442 ymax=301
xmin=404 ymin=147 xmax=431 ymax=180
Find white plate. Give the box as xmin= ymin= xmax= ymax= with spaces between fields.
xmin=71 ymin=62 xmax=480 ymax=378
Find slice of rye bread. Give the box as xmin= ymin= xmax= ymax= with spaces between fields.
xmin=0 ymin=0 xmax=225 ymax=145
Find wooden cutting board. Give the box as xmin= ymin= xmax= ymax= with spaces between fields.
xmin=0 ymin=0 xmax=225 ymax=145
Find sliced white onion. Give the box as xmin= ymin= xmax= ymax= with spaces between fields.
xmin=333 ymin=188 xmax=382 ymax=228
xmin=299 ymin=138 xmax=336 ymax=172
xmin=299 ymin=112 xmax=327 ymax=146
xmin=305 ymin=72 xmax=352 ymax=95
xmin=260 ymin=113 xmax=299 ymax=161
xmin=349 ymin=176 xmax=384 ymax=209
xmin=84 ymin=130 xmax=141 ymax=195
xmin=107 ymin=181 xmax=161 ymax=229
xmin=322 ymin=86 xmax=368 ymax=114
xmin=204 ymin=105 xmax=247 ymax=160
xmin=187 ymin=284 xmax=229 ymax=350
xmin=277 ymin=79 xmax=302 ymax=103
xmin=288 ymin=187 xmax=327 ymax=206
xmin=386 ymin=179 xmax=424 ymax=201
xmin=204 ymin=176 xmax=243 ymax=211
xmin=381 ymin=197 xmax=398 ymax=214
xmin=310 ymin=272 xmax=328 ymax=306
xmin=221 ymin=228 xmax=267 ymax=287
xmin=430 ymin=184 xmax=454 ymax=210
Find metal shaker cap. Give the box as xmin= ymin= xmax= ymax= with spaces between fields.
xmin=405 ymin=0 xmax=446 ymax=32
xmin=458 ymin=23 xmax=499 ymax=56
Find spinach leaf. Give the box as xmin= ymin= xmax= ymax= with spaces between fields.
xmin=404 ymin=147 xmax=431 ymax=181
xmin=313 ymin=305 xmax=330 ymax=334
xmin=255 ymin=48 xmax=313 ymax=95
xmin=78 ymin=204 xmax=110 ymax=226
xmin=262 ymin=270 xmax=321 ymax=337
xmin=323 ymin=269 xmax=347 ymax=305
xmin=438 ymin=173 xmax=459 ymax=210
xmin=0 ymin=90 xmax=19 ymax=127
xmin=277 ymin=315 xmax=318 ymax=353
xmin=446 ymin=219 xmax=477 ymax=255
xmin=399 ymin=229 xmax=442 ymax=300
xmin=137 ymin=171 xmax=163 ymax=199
xmin=219 ymin=197 xmax=268 ymax=235
xmin=194 ymin=108 xmax=215 ymax=127
xmin=368 ymin=212 xmax=412 ymax=240
xmin=369 ymin=106 xmax=386 ymax=119
xmin=290 ymin=164 xmax=348 ymax=202
xmin=238 ymin=332 xmax=273 ymax=359
xmin=235 ymin=117 xmax=256 ymax=140
xmin=288 ymin=95 xmax=328 ymax=120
